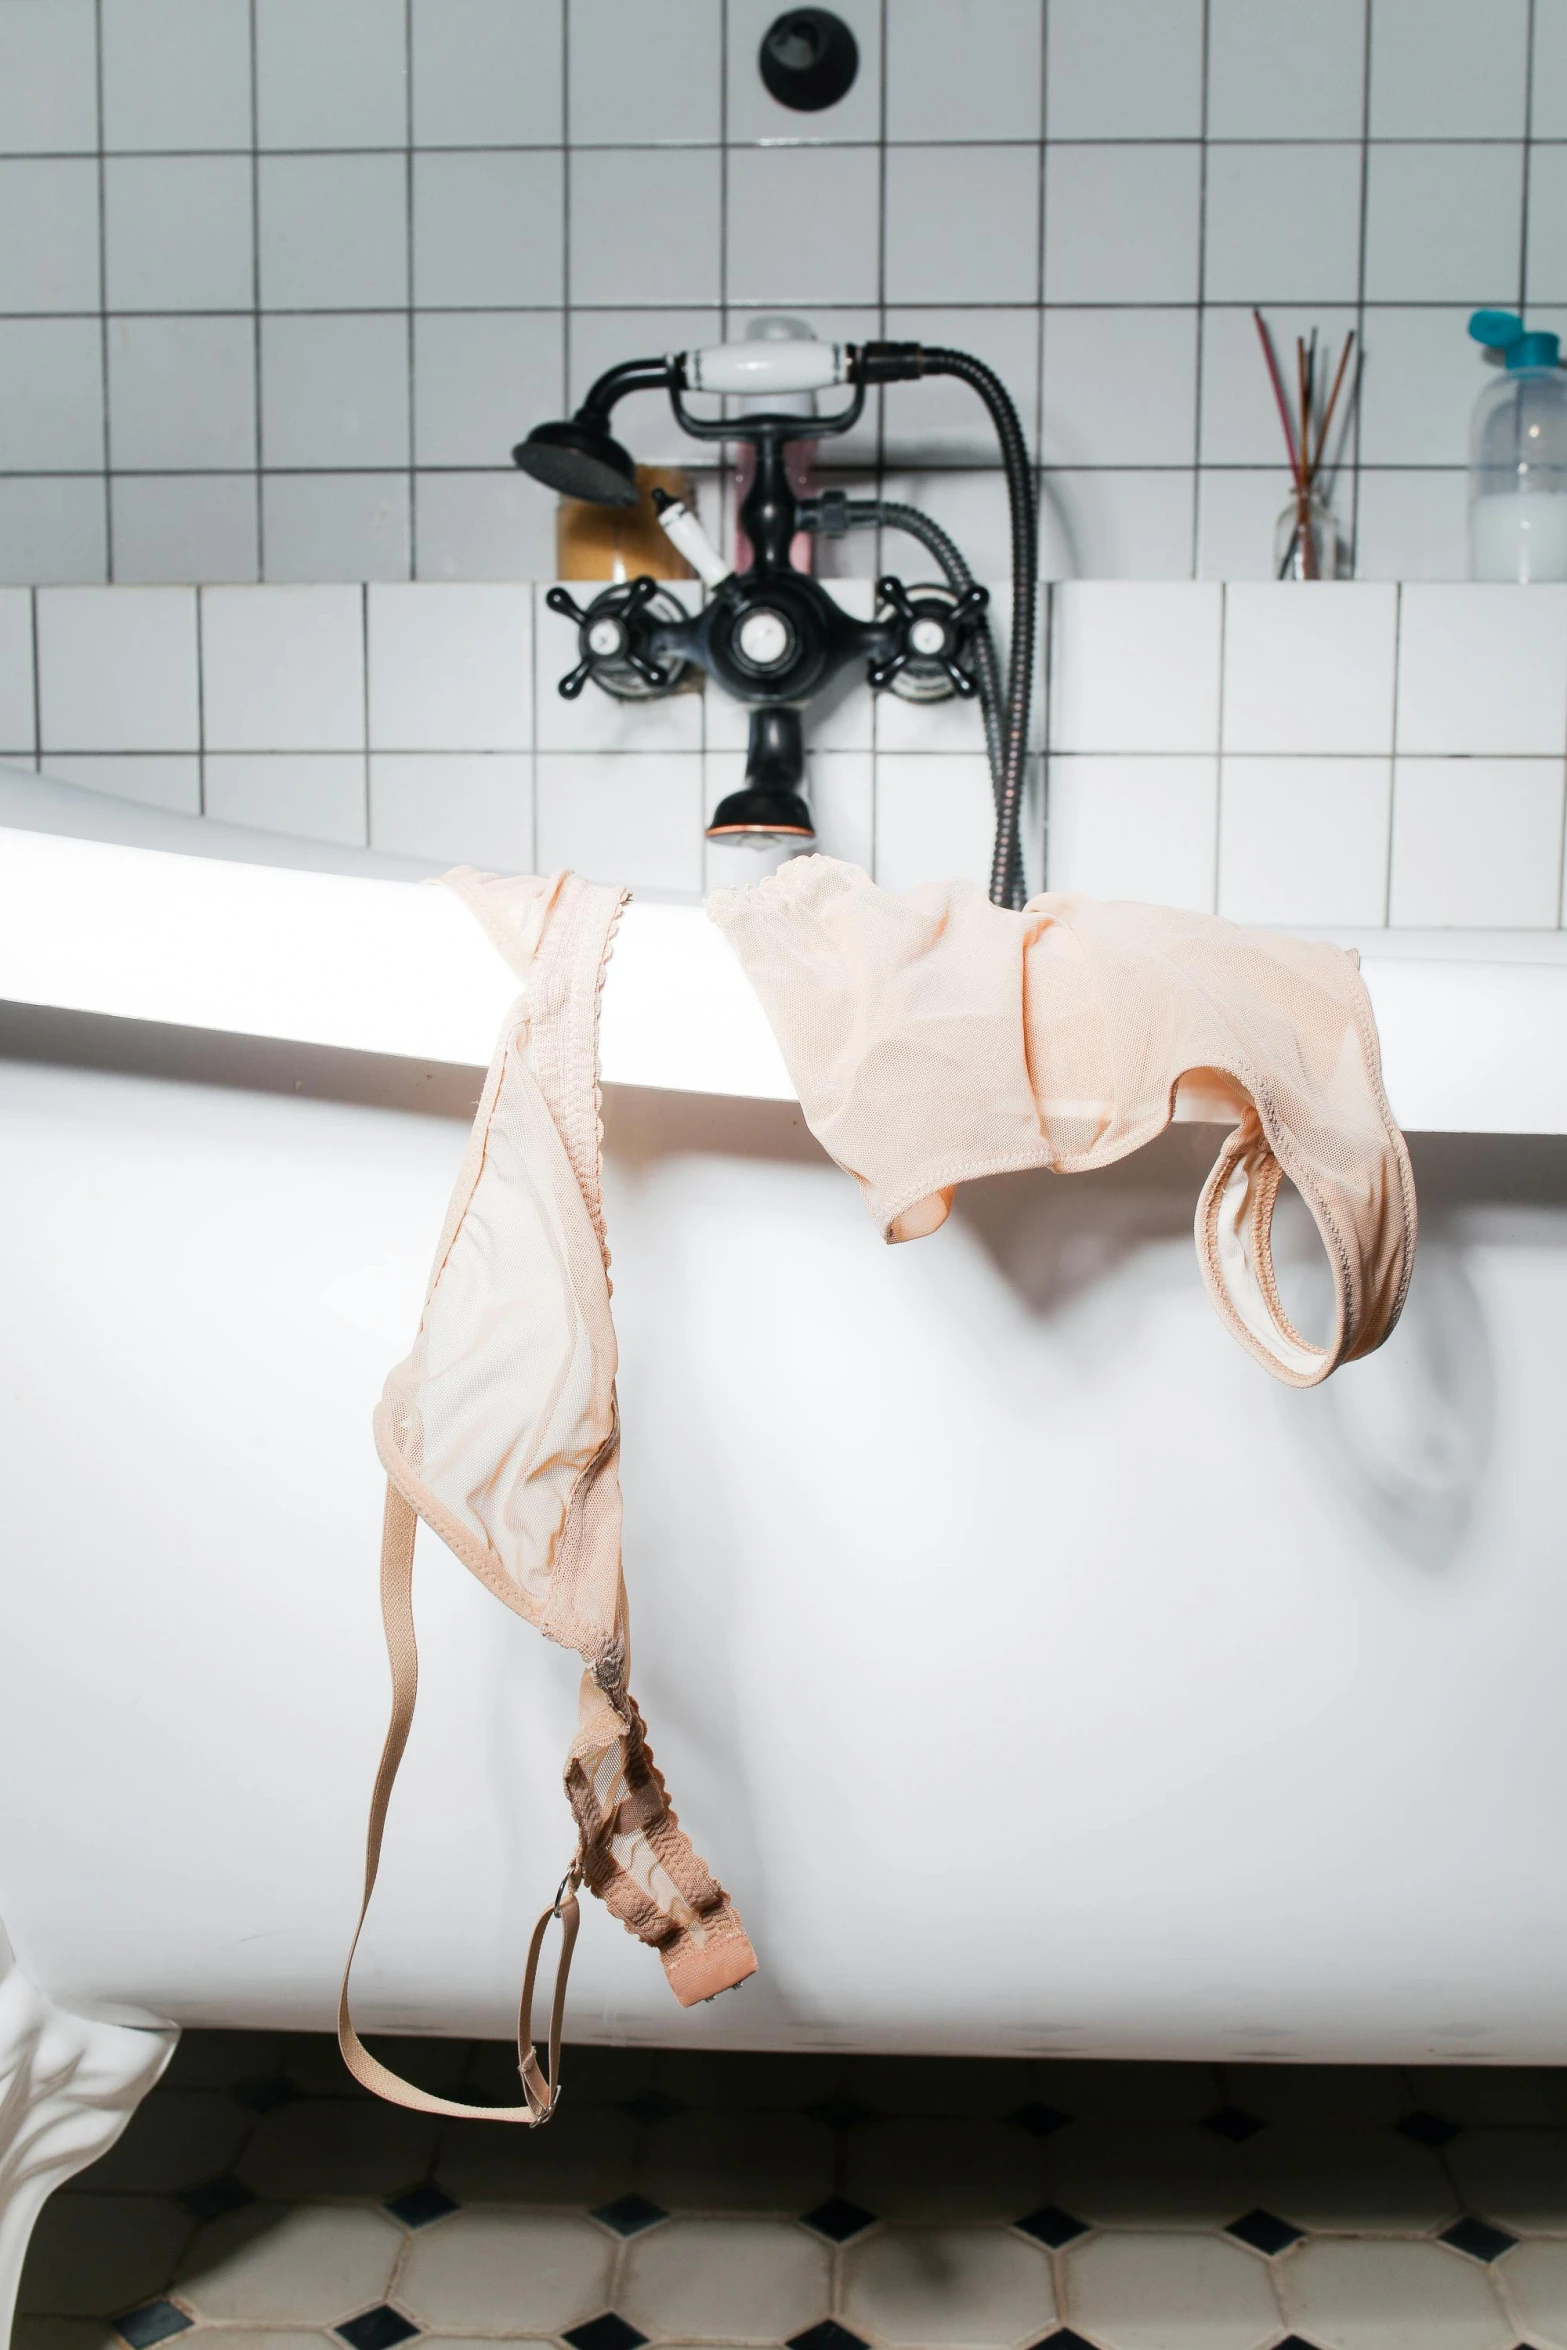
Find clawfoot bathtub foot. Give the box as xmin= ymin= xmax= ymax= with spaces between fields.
xmin=0 ymin=1924 xmax=177 ymax=2340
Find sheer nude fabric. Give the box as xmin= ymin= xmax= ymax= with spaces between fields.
xmin=709 ymin=856 xmax=1416 ymax=1388
xmin=341 ymin=869 xmax=755 ymax=2123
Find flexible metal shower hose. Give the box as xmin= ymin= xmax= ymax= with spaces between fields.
xmin=819 ymin=497 xmax=1024 ymax=909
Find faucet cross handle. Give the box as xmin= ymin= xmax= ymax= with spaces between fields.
xmin=546 ymin=577 xmax=673 ymax=700
xmin=869 ymin=576 xmax=988 ymax=700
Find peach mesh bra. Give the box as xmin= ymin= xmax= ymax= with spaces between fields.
xmin=709 ymin=856 xmax=1416 ymax=1389
xmin=340 ymin=868 xmax=755 ymax=2126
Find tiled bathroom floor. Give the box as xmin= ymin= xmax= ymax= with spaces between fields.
xmin=18 ymin=2039 xmax=1567 ymax=2350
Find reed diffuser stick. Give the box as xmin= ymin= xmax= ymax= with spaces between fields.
xmin=1254 ymin=309 xmax=1356 ymax=578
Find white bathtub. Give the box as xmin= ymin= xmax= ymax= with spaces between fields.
xmin=2 ymin=765 xmax=1566 ymax=2283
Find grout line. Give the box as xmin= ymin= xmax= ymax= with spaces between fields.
xmin=404 ymin=0 xmax=416 ymax=581
xmin=529 ymin=581 xmax=539 ymax=870
xmin=1349 ymin=0 xmax=1374 ymax=569
xmin=194 ymin=583 xmax=206 ymax=813
xmin=560 ymin=0 xmax=572 ymax=402
xmin=1189 ymin=0 xmax=1212 ymax=583
xmin=1212 ymin=580 xmax=1226 ymax=913
xmin=1522 ymin=0 xmax=1538 ymax=312
xmin=1384 ymin=579 xmax=1401 ymax=923
xmin=92 ymin=0 xmax=112 ymax=579
xmin=248 ymin=0 xmax=265 ymax=579
xmin=361 ymin=580 xmax=372 ymax=845
xmin=28 ymin=584 xmax=41 ymax=767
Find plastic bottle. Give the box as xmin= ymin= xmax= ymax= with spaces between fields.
xmin=1468 ymin=310 xmax=1567 ymax=582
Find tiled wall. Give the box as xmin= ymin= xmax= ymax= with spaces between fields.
xmin=7 ymin=579 xmax=1566 ymax=925
xmin=3 ymin=0 xmax=1567 ymax=589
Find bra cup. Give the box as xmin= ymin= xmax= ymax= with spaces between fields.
xmin=381 ymin=1030 xmax=619 ymax=1623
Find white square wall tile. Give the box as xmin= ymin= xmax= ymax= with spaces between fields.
xmin=874 ymin=754 xmax=996 ymax=894
xmin=255 ymin=0 xmax=407 ymax=147
xmin=1206 ymin=0 xmax=1365 ymax=137
xmin=569 ymin=150 xmax=721 ymax=308
xmin=0 ymin=480 xmax=107 ymax=586
xmin=726 ymin=147 xmax=882 ymax=309
xmin=882 ymin=311 xmax=1041 ymax=467
xmin=886 ymin=0 xmax=1042 ymax=140
xmin=101 ymin=0 xmax=253 ymax=150
xmin=1396 ymin=586 xmax=1567 ymax=754
xmin=1219 ymin=758 xmax=1391 ymax=926
xmin=1203 ymin=145 xmax=1364 ymax=303
xmin=0 ymin=159 xmax=102 ymax=312
xmin=537 ymin=582 xmax=703 ymax=754
xmin=0 ymin=591 xmax=36 ymax=752
xmin=40 ymin=753 xmax=201 ymax=812
xmin=370 ymin=753 xmax=532 ymax=868
xmin=885 ymin=146 xmax=1041 ymax=307
xmin=567 ymin=0 xmax=721 ymax=142
xmin=111 ymin=478 xmax=260 ymax=584
xmin=414 ymin=312 xmax=564 ymax=471
xmin=1046 ymin=0 xmax=1204 ymax=137
xmin=103 ymin=156 xmax=254 ymax=311
xmin=1358 ymin=307 xmax=1478 ymax=468
xmin=261 ymin=475 xmax=411 ymax=583
xmin=1370 ymin=0 xmax=1528 ymax=135
xmin=201 ymin=585 xmax=366 ymax=752
xmin=1537 ymin=0 xmax=1567 ymax=137
xmin=1050 ymin=583 xmax=1222 ymax=752
xmin=536 ymin=753 xmax=704 ymax=896
xmin=1390 ymin=757 xmax=1564 ymax=926
xmin=107 ymin=317 xmax=257 ymax=473
xmin=1196 ymin=469 xmax=1320 ymax=582
xmin=204 ymin=754 xmax=367 ymax=846
xmin=414 ymin=471 xmax=558 ymax=583
xmin=413 ymin=152 xmax=564 ymax=308
xmin=1354 ymin=470 xmax=1468 ymax=584
xmin=37 ymin=588 xmax=200 ymax=753
xmin=261 ymin=316 xmax=411 ymax=471
xmin=1042 ymin=310 xmax=1199 ymax=470
xmin=1223 ymin=586 xmax=1397 ymax=754
xmin=0 ymin=1 xmax=100 ymax=152
xmin=258 ymin=154 xmax=408 ymax=311
xmin=410 ymin=0 xmax=561 ymax=144
xmin=1045 ymin=146 xmax=1201 ymax=306
xmin=0 ymin=320 xmax=104 ymax=472
xmin=1526 ymin=147 xmax=1567 ymax=305
xmin=1364 ymin=144 xmax=1524 ymax=305
xmin=1046 ymin=756 xmax=1217 ymax=910
xmin=1041 ymin=471 xmax=1196 ymax=583
xmin=368 ymin=584 xmax=531 ymax=751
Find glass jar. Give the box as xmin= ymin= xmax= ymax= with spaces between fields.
xmin=1273 ymin=487 xmax=1341 ymax=581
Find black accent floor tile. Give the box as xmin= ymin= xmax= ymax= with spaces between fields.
xmin=1010 ymin=2100 xmax=1073 ymax=2137
xmin=1032 ymin=2335 xmax=1099 ymax=2350
xmin=801 ymin=2195 xmax=877 ymax=2243
xmin=1275 ymin=2340 xmax=1331 ymax=2349
xmin=1441 ymin=2215 xmax=1519 ymax=2263
xmin=1204 ymin=2103 xmax=1267 ymax=2142
xmin=593 ymin=2192 xmax=670 ymax=2238
xmin=232 ymin=2072 xmax=301 ymax=2113
xmin=788 ymin=2326 xmax=870 ymax=2350
xmin=618 ymin=2088 xmax=685 ymax=2126
xmin=385 ymin=2182 xmax=459 ymax=2229
xmin=563 ymin=2320 xmax=649 ymax=2350
xmin=176 ymin=2172 xmax=254 ymax=2222
xmin=1015 ymin=2204 xmax=1091 ymax=2249
xmin=1226 ymin=2207 xmax=1305 ymax=2256
xmin=1397 ymin=2108 xmax=1462 ymax=2148
xmin=336 ymin=2309 xmax=420 ymax=2350
xmin=114 ymin=2308 xmax=193 ymax=2350
xmin=803 ymin=2091 xmax=876 ymax=2131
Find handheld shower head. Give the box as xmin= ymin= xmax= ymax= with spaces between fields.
xmin=511 ymin=413 xmax=640 ymax=506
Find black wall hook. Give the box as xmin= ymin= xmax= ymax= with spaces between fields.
xmin=759 ymin=8 xmax=859 ymax=111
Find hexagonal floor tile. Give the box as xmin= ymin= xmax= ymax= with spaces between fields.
xmin=1277 ymin=2237 xmax=1515 ymax=2350
xmin=845 ymin=2118 xmax=1047 ymax=2224
xmin=237 ymin=2097 xmax=440 ymax=2200
xmin=398 ymin=2210 xmax=613 ymax=2334
xmin=175 ymin=2204 xmax=403 ymax=2323
xmin=619 ymin=2216 xmax=831 ymax=2343
xmin=843 ymin=2222 xmax=1055 ymax=2349
xmin=1497 ymin=2235 xmax=1567 ymax=2349
xmin=16 ymin=2193 xmax=190 ymax=2318
xmin=1063 ymin=2230 xmax=1280 ymax=2350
